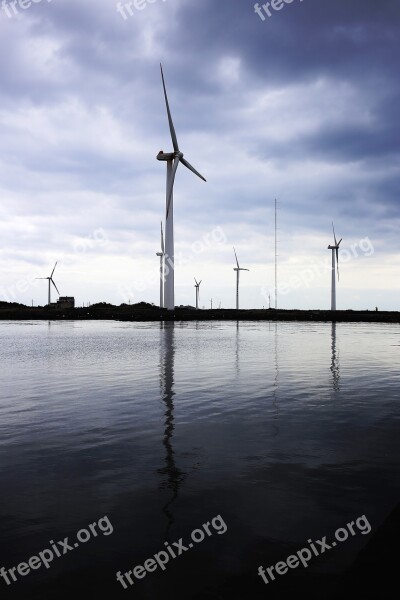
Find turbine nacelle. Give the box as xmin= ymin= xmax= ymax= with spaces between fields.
xmin=157 ymin=151 xmax=174 ymax=161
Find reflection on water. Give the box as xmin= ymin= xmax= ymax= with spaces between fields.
xmin=331 ymin=322 xmax=340 ymax=392
xmin=0 ymin=320 xmax=399 ymax=600
xmin=158 ymin=322 xmax=185 ymax=539
xmin=235 ymin=320 xmax=240 ymax=375
xmin=271 ymin=322 xmax=280 ymax=436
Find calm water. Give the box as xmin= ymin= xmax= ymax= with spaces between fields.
xmin=0 ymin=320 xmax=399 ymax=599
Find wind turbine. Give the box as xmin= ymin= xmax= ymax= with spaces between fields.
xmin=36 ymin=262 xmax=60 ymax=306
xmin=194 ymin=278 xmax=202 ymax=310
xmin=328 ymin=223 xmax=342 ymax=311
xmin=233 ymin=247 xmax=249 ymax=310
xmin=157 ymin=64 xmax=206 ymax=310
xmin=156 ymin=221 xmax=165 ymax=308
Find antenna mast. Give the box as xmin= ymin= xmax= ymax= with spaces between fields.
xmin=274 ymin=198 xmax=278 ymax=309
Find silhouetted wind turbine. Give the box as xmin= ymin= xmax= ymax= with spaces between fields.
xmin=36 ymin=262 xmax=60 ymax=306
xmin=157 ymin=64 xmax=206 ymax=310
xmin=328 ymin=223 xmax=342 ymax=311
xmin=233 ymin=247 xmax=249 ymax=310
xmin=156 ymin=221 xmax=165 ymax=308
xmin=194 ymin=278 xmax=202 ymax=310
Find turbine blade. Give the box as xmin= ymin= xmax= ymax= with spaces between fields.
xmin=241 ymin=268 xmax=250 ymax=272
xmin=160 ymin=64 xmax=179 ymax=153
xmin=233 ymin=247 xmax=239 ymax=269
xmin=51 ymin=261 xmax=57 ymax=278
xmin=51 ymin=279 xmax=60 ymax=295
xmin=180 ymin=157 xmax=206 ymax=182
xmin=194 ymin=277 xmax=198 ymax=286
xmin=161 ymin=221 xmax=164 ymax=253
xmin=166 ymin=157 xmax=180 ymax=219
xmin=332 ymin=222 xmax=338 ymax=246
xmin=199 ymin=280 xmax=202 ymax=286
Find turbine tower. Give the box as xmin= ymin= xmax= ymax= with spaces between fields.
xmin=233 ymin=247 xmax=249 ymax=310
xmin=36 ymin=262 xmax=60 ymax=306
xmin=157 ymin=64 xmax=206 ymax=310
xmin=194 ymin=278 xmax=202 ymax=310
xmin=328 ymin=223 xmax=342 ymax=311
xmin=156 ymin=221 xmax=165 ymax=308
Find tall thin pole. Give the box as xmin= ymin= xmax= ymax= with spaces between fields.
xmin=274 ymin=198 xmax=278 ymax=309
xmin=236 ymin=270 xmax=239 ymax=310
xmin=159 ymin=254 xmax=164 ymax=308
xmin=331 ymin=249 xmax=336 ymax=311
xmin=164 ymin=159 xmax=174 ymax=310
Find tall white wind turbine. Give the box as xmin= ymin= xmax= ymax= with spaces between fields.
xmin=328 ymin=223 xmax=342 ymax=311
xmin=157 ymin=64 xmax=206 ymax=310
xmin=156 ymin=221 xmax=165 ymax=308
xmin=194 ymin=278 xmax=202 ymax=310
xmin=36 ymin=262 xmax=60 ymax=306
xmin=233 ymin=248 xmax=249 ymax=310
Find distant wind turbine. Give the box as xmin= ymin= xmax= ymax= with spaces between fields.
xmin=328 ymin=223 xmax=342 ymax=311
xmin=233 ymin=247 xmax=249 ymax=310
xmin=36 ymin=262 xmax=60 ymax=306
xmin=156 ymin=221 xmax=165 ymax=308
xmin=157 ymin=64 xmax=206 ymax=310
xmin=194 ymin=278 xmax=202 ymax=310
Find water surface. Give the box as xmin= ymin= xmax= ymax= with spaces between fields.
xmin=0 ymin=320 xmax=398 ymax=599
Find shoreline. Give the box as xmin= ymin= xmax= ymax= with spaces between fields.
xmin=1 ymin=304 xmax=399 ymax=323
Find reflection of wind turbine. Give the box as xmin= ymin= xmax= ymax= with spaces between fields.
xmin=330 ymin=322 xmax=340 ymax=391
xmin=194 ymin=278 xmax=202 ymax=310
xmin=271 ymin=322 xmax=280 ymax=437
xmin=328 ymin=223 xmax=342 ymax=311
xmin=36 ymin=262 xmax=60 ymax=305
xmin=158 ymin=322 xmax=185 ymax=540
xmin=235 ymin=320 xmax=240 ymax=375
xmin=156 ymin=222 xmax=165 ymax=308
xmin=157 ymin=65 xmax=206 ymax=311
xmin=233 ymin=247 xmax=249 ymax=310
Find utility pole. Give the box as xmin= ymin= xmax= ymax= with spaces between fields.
xmin=274 ymin=198 xmax=278 ymax=309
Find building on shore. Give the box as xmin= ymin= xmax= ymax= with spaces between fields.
xmin=49 ymin=297 xmax=75 ymax=309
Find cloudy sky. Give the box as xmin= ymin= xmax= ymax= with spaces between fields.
xmin=0 ymin=0 xmax=399 ymax=310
